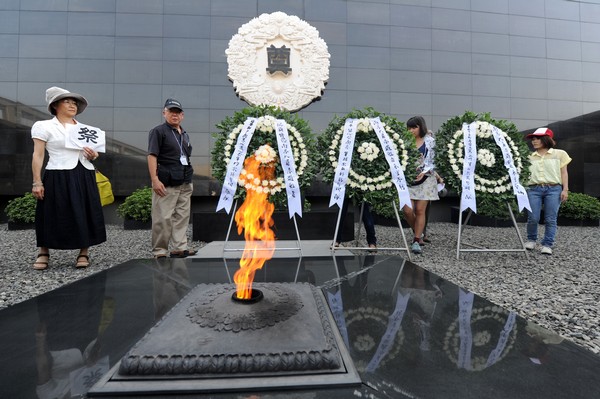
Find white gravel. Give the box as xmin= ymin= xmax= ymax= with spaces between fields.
xmin=0 ymin=222 xmax=598 ymax=355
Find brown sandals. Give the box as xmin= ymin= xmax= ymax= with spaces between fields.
xmin=76 ymin=254 xmax=90 ymax=268
xmin=33 ymin=253 xmax=49 ymax=270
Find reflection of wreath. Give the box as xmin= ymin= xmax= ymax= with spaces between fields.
xmin=344 ymin=306 xmax=404 ymax=371
xmin=435 ymin=111 xmax=531 ymax=218
xmin=317 ymin=108 xmax=419 ymax=215
xmin=442 ymin=305 xmax=517 ymax=371
xmin=211 ymin=106 xmax=316 ymax=209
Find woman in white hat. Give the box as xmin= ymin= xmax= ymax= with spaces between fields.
xmin=30 ymin=87 xmax=106 ymax=269
xmin=524 ymin=128 xmax=571 ymax=255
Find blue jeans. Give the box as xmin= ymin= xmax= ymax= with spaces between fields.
xmin=337 ymin=200 xmax=377 ymax=245
xmin=526 ymin=185 xmax=562 ymax=247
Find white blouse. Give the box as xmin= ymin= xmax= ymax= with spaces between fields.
xmin=31 ymin=117 xmax=94 ymax=170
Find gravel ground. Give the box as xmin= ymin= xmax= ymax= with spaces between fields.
xmin=0 ymin=222 xmax=598 ymax=355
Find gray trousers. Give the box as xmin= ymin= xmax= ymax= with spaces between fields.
xmin=151 ymin=183 xmax=193 ymax=256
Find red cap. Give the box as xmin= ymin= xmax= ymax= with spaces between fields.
xmin=526 ymin=127 xmax=554 ymax=139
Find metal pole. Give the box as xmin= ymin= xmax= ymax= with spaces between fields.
xmin=293 ymin=257 xmax=302 ymax=282
xmin=392 ymin=201 xmax=412 ymax=261
xmin=507 ymin=202 xmax=529 ymax=260
xmin=222 ymin=258 xmax=233 ymax=283
xmin=292 ymin=214 xmax=303 ymax=257
xmin=332 ymin=204 xmax=344 ymax=251
xmin=456 ymin=201 xmax=464 ymax=260
xmin=355 ymin=202 xmax=365 ymax=247
xmin=223 ymin=200 xmax=239 ymax=257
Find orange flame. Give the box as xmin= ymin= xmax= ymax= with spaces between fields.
xmin=233 ymin=155 xmax=276 ymax=299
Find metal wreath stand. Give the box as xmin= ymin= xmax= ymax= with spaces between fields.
xmin=456 ymin=200 xmax=529 ymax=260
xmin=222 ymin=199 xmax=303 ymax=258
xmin=331 ymin=200 xmax=413 ymax=261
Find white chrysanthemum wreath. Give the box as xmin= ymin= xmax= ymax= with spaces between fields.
xmin=344 ymin=306 xmax=405 ymax=371
xmin=325 ymin=118 xmax=411 ymax=192
xmin=442 ymin=305 xmax=518 ymax=371
xmin=211 ymin=106 xmax=317 ymax=210
xmin=223 ymin=116 xmax=308 ymax=195
xmin=446 ymin=121 xmax=523 ymax=195
xmin=435 ymin=111 xmax=531 ymax=219
xmin=237 ymin=144 xmax=284 ymax=195
xmin=317 ymin=109 xmax=419 ymax=218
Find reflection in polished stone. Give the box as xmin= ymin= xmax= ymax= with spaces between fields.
xmin=0 ymin=255 xmax=599 ymax=398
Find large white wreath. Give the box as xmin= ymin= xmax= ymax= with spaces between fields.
xmin=435 ymin=111 xmax=531 ymax=219
xmin=317 ymin=109 xmax=419 ymax=218
xmin=443 ymin=305 xmax=518 ymax=371
xmin=211 ymin=106 xmax=316 ymax=211
xmin=446 ymin=121 xmax=524 ymax=195
xmin=326 ymin=118 xmax=411 ymax=192
xmin=226 ymin=12 xmax=330 ymax=112
xmin=223 ymin=116 xmax=309 ymax=195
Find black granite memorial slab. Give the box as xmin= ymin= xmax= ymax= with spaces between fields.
xmin=1 ymin=255 xmax=599 ymax=398
xmin=89 ymin=282 xmax=360 ymax=395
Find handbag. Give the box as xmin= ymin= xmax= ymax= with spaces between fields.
xmin=95 ymin=170 xmax=114 ymax=206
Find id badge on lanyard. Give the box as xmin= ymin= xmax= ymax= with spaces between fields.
xmin=172 ymin=130 xmax=189 ymax=165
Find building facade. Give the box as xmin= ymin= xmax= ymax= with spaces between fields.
xmin=1 ymin=0 xmax=599 ymax=200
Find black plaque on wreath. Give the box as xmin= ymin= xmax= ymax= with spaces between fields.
xmin=266 ymin=45 xmax=291 ymax=75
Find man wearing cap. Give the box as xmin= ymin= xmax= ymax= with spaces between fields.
xmin=147 ymin=99 xmax=195 ymax=258
xmin=524 ymin=127 xmax=571 ymax=255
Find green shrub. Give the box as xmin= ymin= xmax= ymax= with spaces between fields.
xmin=4 ymin=192 xmax=37 ymax=223
xmin=559 ymin=192 xmax=600 ymax=220
xmin=117 ymin=187 xmax=152 ymax=222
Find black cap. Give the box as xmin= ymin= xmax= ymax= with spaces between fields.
xmin=164 ymin=98 xmax=183 ymax=111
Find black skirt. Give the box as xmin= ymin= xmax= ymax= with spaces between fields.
xmin=36 ymin=162 xmax=107 ymax=249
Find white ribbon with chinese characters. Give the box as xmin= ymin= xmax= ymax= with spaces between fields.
xmin=460 ymin=122 xmax=478 ymax=213
xmin=274 ymin=119 xmax=302 ymax=218
xmin=329 ymin=119 xmax=358 ymax=208
xmin=457 ymin=289 xmax=517 ymax=370
xmin=370 ymin=117 xmax=412 ymax=210
xmin=216 ymin=117 xmax=257 ymax=214
xmin=365 ymin=291 xmax=411 ymax=373
xmin=457 ymin=288 xmax=474 ymax=370
xmin=486 ymin=311 xmax=517 ymax=368
xmin=328 ymin=118 xmax=412 ymax=210
xmin=326 ymin=290 xmax=349 ymax=348
xmin=491 ymin=126 xmax=531 ymax=212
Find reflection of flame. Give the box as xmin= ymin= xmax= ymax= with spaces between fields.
xmin=233 ymin=155 xmax=276 ymax=299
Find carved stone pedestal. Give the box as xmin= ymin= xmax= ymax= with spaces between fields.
xmin=90 ymin=282 xmax=360 ymax=396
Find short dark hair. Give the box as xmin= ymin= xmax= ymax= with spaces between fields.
xmin=534 ymin=135 xmax=556 ymax=149
xmin=406 ymin=116 xmax=428 ymax=138
xmin=49 ymin=97 xmax=79 ymax=116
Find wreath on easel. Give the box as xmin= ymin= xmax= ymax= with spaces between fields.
xmin=316 ymin=108 xmax=419 ymax=218
xmin=435 ymin=111 xmax=531 ymax=219
xmin=211 ymin=105 xmax=317 ymax=210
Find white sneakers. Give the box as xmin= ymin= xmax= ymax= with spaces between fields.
xmin=525 ymin=241 xmax=553 ymax=254
xmin=524 ymin=241 xmax=536 ymax=250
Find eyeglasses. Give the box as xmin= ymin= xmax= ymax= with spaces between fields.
xmin=61 ymin=99 xmax=78 ymax=106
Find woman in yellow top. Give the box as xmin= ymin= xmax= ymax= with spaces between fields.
xmin=524 ymin=128 xmax=571 ymax=255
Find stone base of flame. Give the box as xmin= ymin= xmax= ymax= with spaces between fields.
xmin=89 ymin=282 xmax=360 ymax=395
